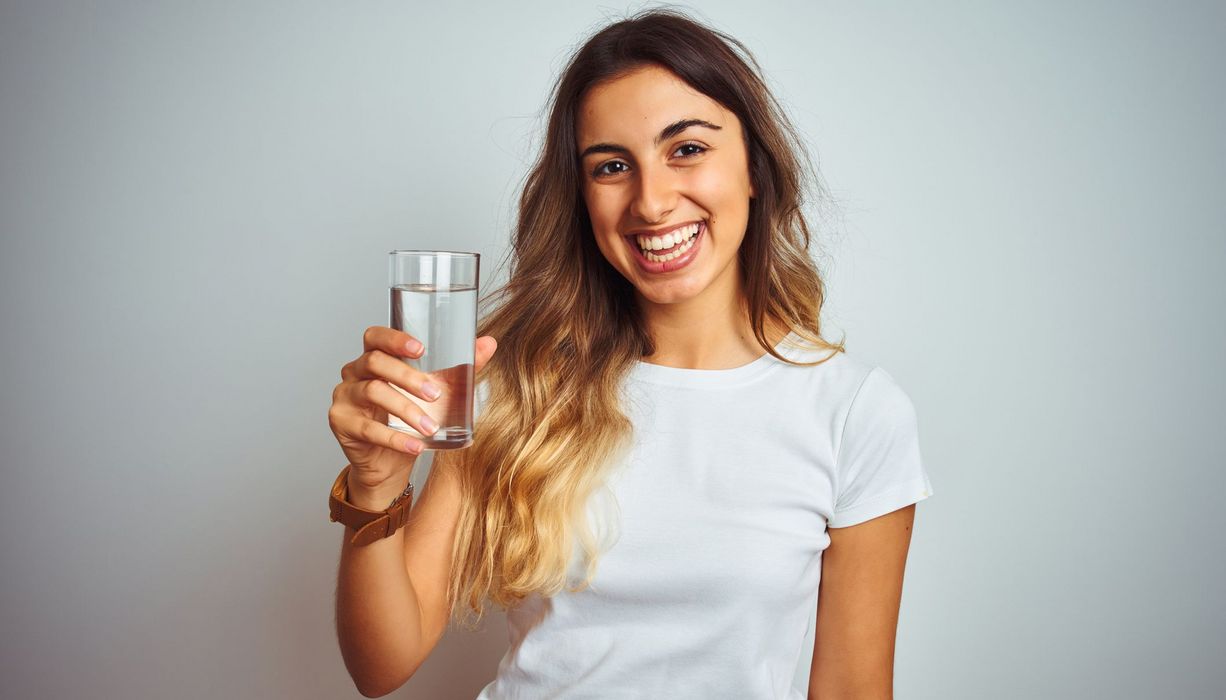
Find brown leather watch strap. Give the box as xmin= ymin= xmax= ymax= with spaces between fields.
xmin=328 ymin=465 xmax=414 ymax=546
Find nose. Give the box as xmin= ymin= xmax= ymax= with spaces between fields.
xmin=630 ymin=162 xmax=677 ymax=224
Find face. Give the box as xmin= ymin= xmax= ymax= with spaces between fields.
xmin=576 ymin=64 xmax=755 ymax=308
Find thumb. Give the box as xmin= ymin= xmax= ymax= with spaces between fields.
xmin=474 ymin=335 xmax=498 ymax=372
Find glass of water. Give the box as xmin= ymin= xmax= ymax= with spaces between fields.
xmin=387 ymin=250 xmax=479 ymax=450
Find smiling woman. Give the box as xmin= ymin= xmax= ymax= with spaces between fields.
xmin=329 ymin=8 xmax=934 ymax=700
xmin=579 ymin=68 xmax=755 ymax=290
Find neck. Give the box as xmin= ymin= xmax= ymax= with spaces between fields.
xmin=637 ymin=270 xmax=788 ymax=370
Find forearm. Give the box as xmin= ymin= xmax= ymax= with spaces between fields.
xmin=335 ymin=478 xmax=426 ymax=697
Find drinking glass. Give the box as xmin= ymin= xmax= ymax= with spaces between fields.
xmin=387 ymin=250 xmax=479 ymax=450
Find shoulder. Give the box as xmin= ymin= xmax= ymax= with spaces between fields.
xmin=851 ymin=366 xmax=917 ymax=419
xmin=773 ymin=339 xmax=880 ymax=402
xmin=773 ymin=341 xmax=918 ymax=434
xmin=837 ymin=365 xmax=920 ymax=457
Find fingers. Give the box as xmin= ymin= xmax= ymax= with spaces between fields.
xmin=350 ymin=348 xmax=442 ymax=403
xmin=327 ymin=399 xmax=425 ymax=455
xmin=363 ymin=325 xmax=425 ymax=360
xmin=336 ymin=379 xmax=439 ymax=444
xmin=355 ymin=327 xmax=498 ymax=379
xmin=357 ymin=378 xmax=440 ymax=440
xmin=332 ymin=326 xmax=464 ymax=463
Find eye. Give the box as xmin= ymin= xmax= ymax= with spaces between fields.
xmin=674 ymin=142 xmax=707 ymax=158
xmin=593 ymin=160 xmax=629 ymax=178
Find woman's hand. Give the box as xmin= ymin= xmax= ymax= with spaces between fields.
xmin=328 ymin=326 xmax=498 ymax=505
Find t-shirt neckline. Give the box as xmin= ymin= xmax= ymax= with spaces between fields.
xmin=629 ymin=331 xmax=801 ymax=389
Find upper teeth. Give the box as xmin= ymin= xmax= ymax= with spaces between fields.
xmin=636 ymin=223 xmax=700 ymax=251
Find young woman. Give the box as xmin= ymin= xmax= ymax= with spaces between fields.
xmin=328 ymin=10 xmax=934 ymax=699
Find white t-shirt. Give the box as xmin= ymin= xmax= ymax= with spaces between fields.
xmin=475 ymin=332 xmax=934 ymax=699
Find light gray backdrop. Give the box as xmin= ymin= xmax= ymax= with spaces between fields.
xmin=2 ymin=1 xmax=1222 ymax=698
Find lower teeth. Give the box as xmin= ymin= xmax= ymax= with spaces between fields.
xmin=643 ymin=234 xmax=696 ymax=263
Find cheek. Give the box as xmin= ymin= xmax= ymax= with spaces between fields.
xmin=583 ymin=188 xmax=621 ymax=227
xmin=689 ymin=167 xmax=751 ymax=220
xmin=582 ymin=201 xmax=619 ymax=260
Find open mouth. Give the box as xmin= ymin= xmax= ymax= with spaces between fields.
xmin=629 ymin=221 xmax=703 ymax=259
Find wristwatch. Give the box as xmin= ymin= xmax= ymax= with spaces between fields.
xmin=328 ymin=464 xmax=415 ymax=546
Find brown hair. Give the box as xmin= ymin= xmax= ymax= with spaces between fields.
xmin=442 ymin=7 xmax=845 ymax=628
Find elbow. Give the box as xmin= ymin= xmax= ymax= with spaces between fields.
xmin=355 ymin=683 xmax=388 ymax=699
xmin=348 ymin=654 xmax=427 ymax=698
xmin=341 ymin=657 xmax=404 ymax=698
xmin=336 ymin=609 xmax=435 ymax=697
xmin=352 ymin=673 xmax=401 ymax=699
xmin=352 ymin=672 xmax=408 ymax=699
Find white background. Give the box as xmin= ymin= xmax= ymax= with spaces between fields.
xmin=1 ymin=1 xmax=1222 ymax=698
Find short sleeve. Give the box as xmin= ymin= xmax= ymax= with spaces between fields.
xmin=828 ymin=367 xmax=934 ymax=528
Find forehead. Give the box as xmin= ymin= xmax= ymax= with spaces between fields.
xmin=576 ymin=65 xmax=733 ymax=144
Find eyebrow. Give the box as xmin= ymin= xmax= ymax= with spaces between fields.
xmin=578 ymin=118 xmax=723 ymax=160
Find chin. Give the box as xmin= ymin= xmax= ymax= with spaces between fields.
xmin=631 ymin=277 xmax=705 ymax=306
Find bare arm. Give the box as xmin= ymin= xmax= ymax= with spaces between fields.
xmin=330 ymin=329 xmax=497 ymax=697
xmin=808 ymin=504 xmax=917 ymax=700
xmin=335 ymin=452 xmax=464 ymax=697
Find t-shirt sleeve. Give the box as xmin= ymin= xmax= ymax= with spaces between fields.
xmin=828 ymin=367 xmax=934 ymax=528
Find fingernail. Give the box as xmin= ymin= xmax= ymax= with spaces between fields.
xmin=422 ymin=382 xmax=441 ymax=400
xmin=405 ymin=339 xmax=423 ymax=355
xmin=420 ymin=416 xmax=439 ymax=435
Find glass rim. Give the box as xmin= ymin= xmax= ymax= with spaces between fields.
xmin=388 ymin=249 xmax=480 ymax=258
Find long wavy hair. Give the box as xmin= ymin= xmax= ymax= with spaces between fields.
xmin=442 ymin=8 xmax=846 ymax=628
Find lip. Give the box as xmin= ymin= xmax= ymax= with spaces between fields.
xmin=624 ymin=221 xmax=705 ymax=274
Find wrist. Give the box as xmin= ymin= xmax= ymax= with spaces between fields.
xmin=329 ymin=464 xmax=416 ymax=546
xmin=346 ymin=470 xmax=412 ymax=511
